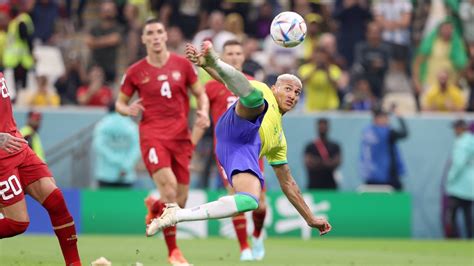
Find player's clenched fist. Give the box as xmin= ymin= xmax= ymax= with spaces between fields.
xmin=308 ymin=217 xmax=332 ymax=236
xmin=0 ymin=132 xmax=27 ymax=153
xmin=127 ymin=98 xmax=145 ymax=116
xmin=185 ymin=43 xmax=205 ymax=67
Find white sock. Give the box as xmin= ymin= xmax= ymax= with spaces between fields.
xmin=176 ymin=195 xmax=238 ymax=222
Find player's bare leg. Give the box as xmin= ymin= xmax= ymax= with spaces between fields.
xmin=0 ymin=199 xmax=30 ymax=238
xmin=26 ymin=177 xmax=81 ymax=266
xmin=148 ymin=167 xmax=190 ymax=265
xmin=147 ymin=173 xmax=261 ymax=235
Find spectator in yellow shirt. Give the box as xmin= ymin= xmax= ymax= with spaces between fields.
xmin=299 ymin=47 xmax=341 ymax=112
xmin=28 ymin=75 xmax=60 ymax=107
xmin=422 ymin=70 xmax=465 ymax=112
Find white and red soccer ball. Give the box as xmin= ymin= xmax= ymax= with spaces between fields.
xmin=270 ymin=11 xmax=307 ymax=48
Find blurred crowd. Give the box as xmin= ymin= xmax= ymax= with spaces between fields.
xmin=0 ymin=0 xmax=473 ymax=113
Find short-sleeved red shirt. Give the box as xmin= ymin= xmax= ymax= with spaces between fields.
xmin=120 ymin=53 xmax=198 ymax=141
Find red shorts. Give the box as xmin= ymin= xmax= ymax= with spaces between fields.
xmin=140 ymin=139 xmax=193 ymax=185
xmin=0 ymin=147 xmax=52 ymax=207
xmin=216 ymin=157 xmax=266 ymax=190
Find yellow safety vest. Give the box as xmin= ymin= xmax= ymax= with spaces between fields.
xmin=20 ymin=125 xmax=46 ymax=162
xmin=3 ymin=13 xmax=34 ymax=69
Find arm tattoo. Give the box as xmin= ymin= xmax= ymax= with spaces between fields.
xmin=0 ymin=133 xmax=7 ymax=148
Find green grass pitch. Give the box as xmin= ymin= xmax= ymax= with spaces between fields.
xmin=1 ymin=235 xmax=473 ymax=265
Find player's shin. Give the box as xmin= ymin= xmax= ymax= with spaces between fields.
xmin=232 ymin=214 xmax=250 ymax=251
xmin=176 ymin=194 xmax=258 ymax=222
xmin=42 ymin=188 xmax=81 ymax=265
xmin=252 ymin=207 xmax=267 ymax=238
xmin=154 ymin=198 xmax=178 ymax=256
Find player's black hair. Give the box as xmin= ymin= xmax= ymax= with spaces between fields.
xmin=317 ymin=118 xmax=328 ymax=125
xmin=27 ymin=110 xmax=42 ymax=119
xmin=107 ymin=101 xmax=116 ymax=113
xmin=222 ymin=39 xmax=243 ymax=50
xmin=143 ymin=17 xmax=164 ymax=29
xmin=141 ymin=17 xmax=166 ymax=34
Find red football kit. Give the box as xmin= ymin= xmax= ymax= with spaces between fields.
xmin=205 ymin=75 xmax=265 ymax=187
xmin=0 ymin=72 xmax=52 ymax=206
xmin=120 ymin=54 xmax=198 ymax=184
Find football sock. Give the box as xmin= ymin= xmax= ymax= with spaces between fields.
xmin=155 ymin=199 xmax=178 ymax=256
xmin=252 ymin=207 xmax=267 ymax=238
xmin=42 ymin=188 xmax=81 ymax=265
xmin=232 ymin=214 xmax=250 ymax=251
xmin=151 ymin=198 xmax=164 ymax=216
xmin=0 ymin=218 xmax=29 ymax=238
xmin=176 ymin=193 xmax=259 ymax=222
xmin=240 ymin=89 xmax=264 ymax=108
xmin=163 ymin=226 xmax=178 ymax=256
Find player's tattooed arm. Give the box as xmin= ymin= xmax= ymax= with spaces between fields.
xmin=273 ymin=164 xmax=332 ymax=235
xmin=0 ymin=133 xmax=28 ymax=153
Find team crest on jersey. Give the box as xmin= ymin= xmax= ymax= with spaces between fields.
xmin=140 ymin=76 xmax=150 ymax=84
xmin=157 ymin=74 xmax=168 ymax=81
xmin=172 ymin=71 xmax=181 ymax=81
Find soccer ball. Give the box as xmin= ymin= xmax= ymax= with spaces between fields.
xmin=270 ymin=11 xmax=307 ymax=48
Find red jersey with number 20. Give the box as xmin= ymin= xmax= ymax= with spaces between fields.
xmin=120 ymin=53 xmax=198 ymax=141
xmin=205 ymin=74 xmax=254 ymax=126
xmin=0 ymin=72 xmax=26 ymax=159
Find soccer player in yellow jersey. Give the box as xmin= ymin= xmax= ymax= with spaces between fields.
xmin=147 ymin=41 xmax=331 ymax=238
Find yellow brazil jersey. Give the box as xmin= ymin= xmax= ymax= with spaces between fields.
xmin=422 ymin=84 xmax=465 ymax=111
xmin=250 ymin=80 xmax=288 ymax=166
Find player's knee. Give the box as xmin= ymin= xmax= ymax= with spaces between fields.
xmin=0 ymin=218 xmax=29 ymax=238
xmin=234 ymin=193 xmax=259 ymax=212
xmin=239 ymin=89 xmax=264 ymax=108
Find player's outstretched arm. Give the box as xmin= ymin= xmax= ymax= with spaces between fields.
xmin=115 ymin=92 xmax=145 ymax=117
xmin=190 ymin=81 xmax=210 ymax=145
xmin=272 ymin=164 xmax=332 ymax=236
xmin=0 ymin=132 xmax=28 ymax=153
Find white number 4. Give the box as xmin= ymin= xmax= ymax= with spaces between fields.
xmin=160 ymin=81 xmax=172 ymax=99
xmin=0 ymin=175 xmax=23 ymax=201
xmin=148 ymin=148 xmax=159 ymax=165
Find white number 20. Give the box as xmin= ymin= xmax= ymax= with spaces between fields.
xmin=148 ymin=148 xmax=159 ymax=165
xmin=0 ymin=175 xmax=22 ymax=201
xmin=160 ymin=81 xmax=172 ymax=99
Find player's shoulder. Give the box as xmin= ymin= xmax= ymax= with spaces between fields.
xmin=250 ymin=80 xmax=271 ymax=94
xmin=126 ymin=58 xmax=148 ymax=75
xmin=205 ymin=79 xmax=222 ymax=89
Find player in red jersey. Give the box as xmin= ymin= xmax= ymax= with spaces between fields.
xmin=116 ymin=18 xmax=209 ymax=265
xmin=0 ymin=72 xmax=81 ymax=266
xmin=192 ymin=40 xmax=268 ymax=261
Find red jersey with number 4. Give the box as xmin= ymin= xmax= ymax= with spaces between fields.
xmin=0 ymin=72 xmax=26 ymax=159
xmin=205 ymin=74 xmax=254 ymax=126
xmin=120 ymin=54 xmax=198 ymax=141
